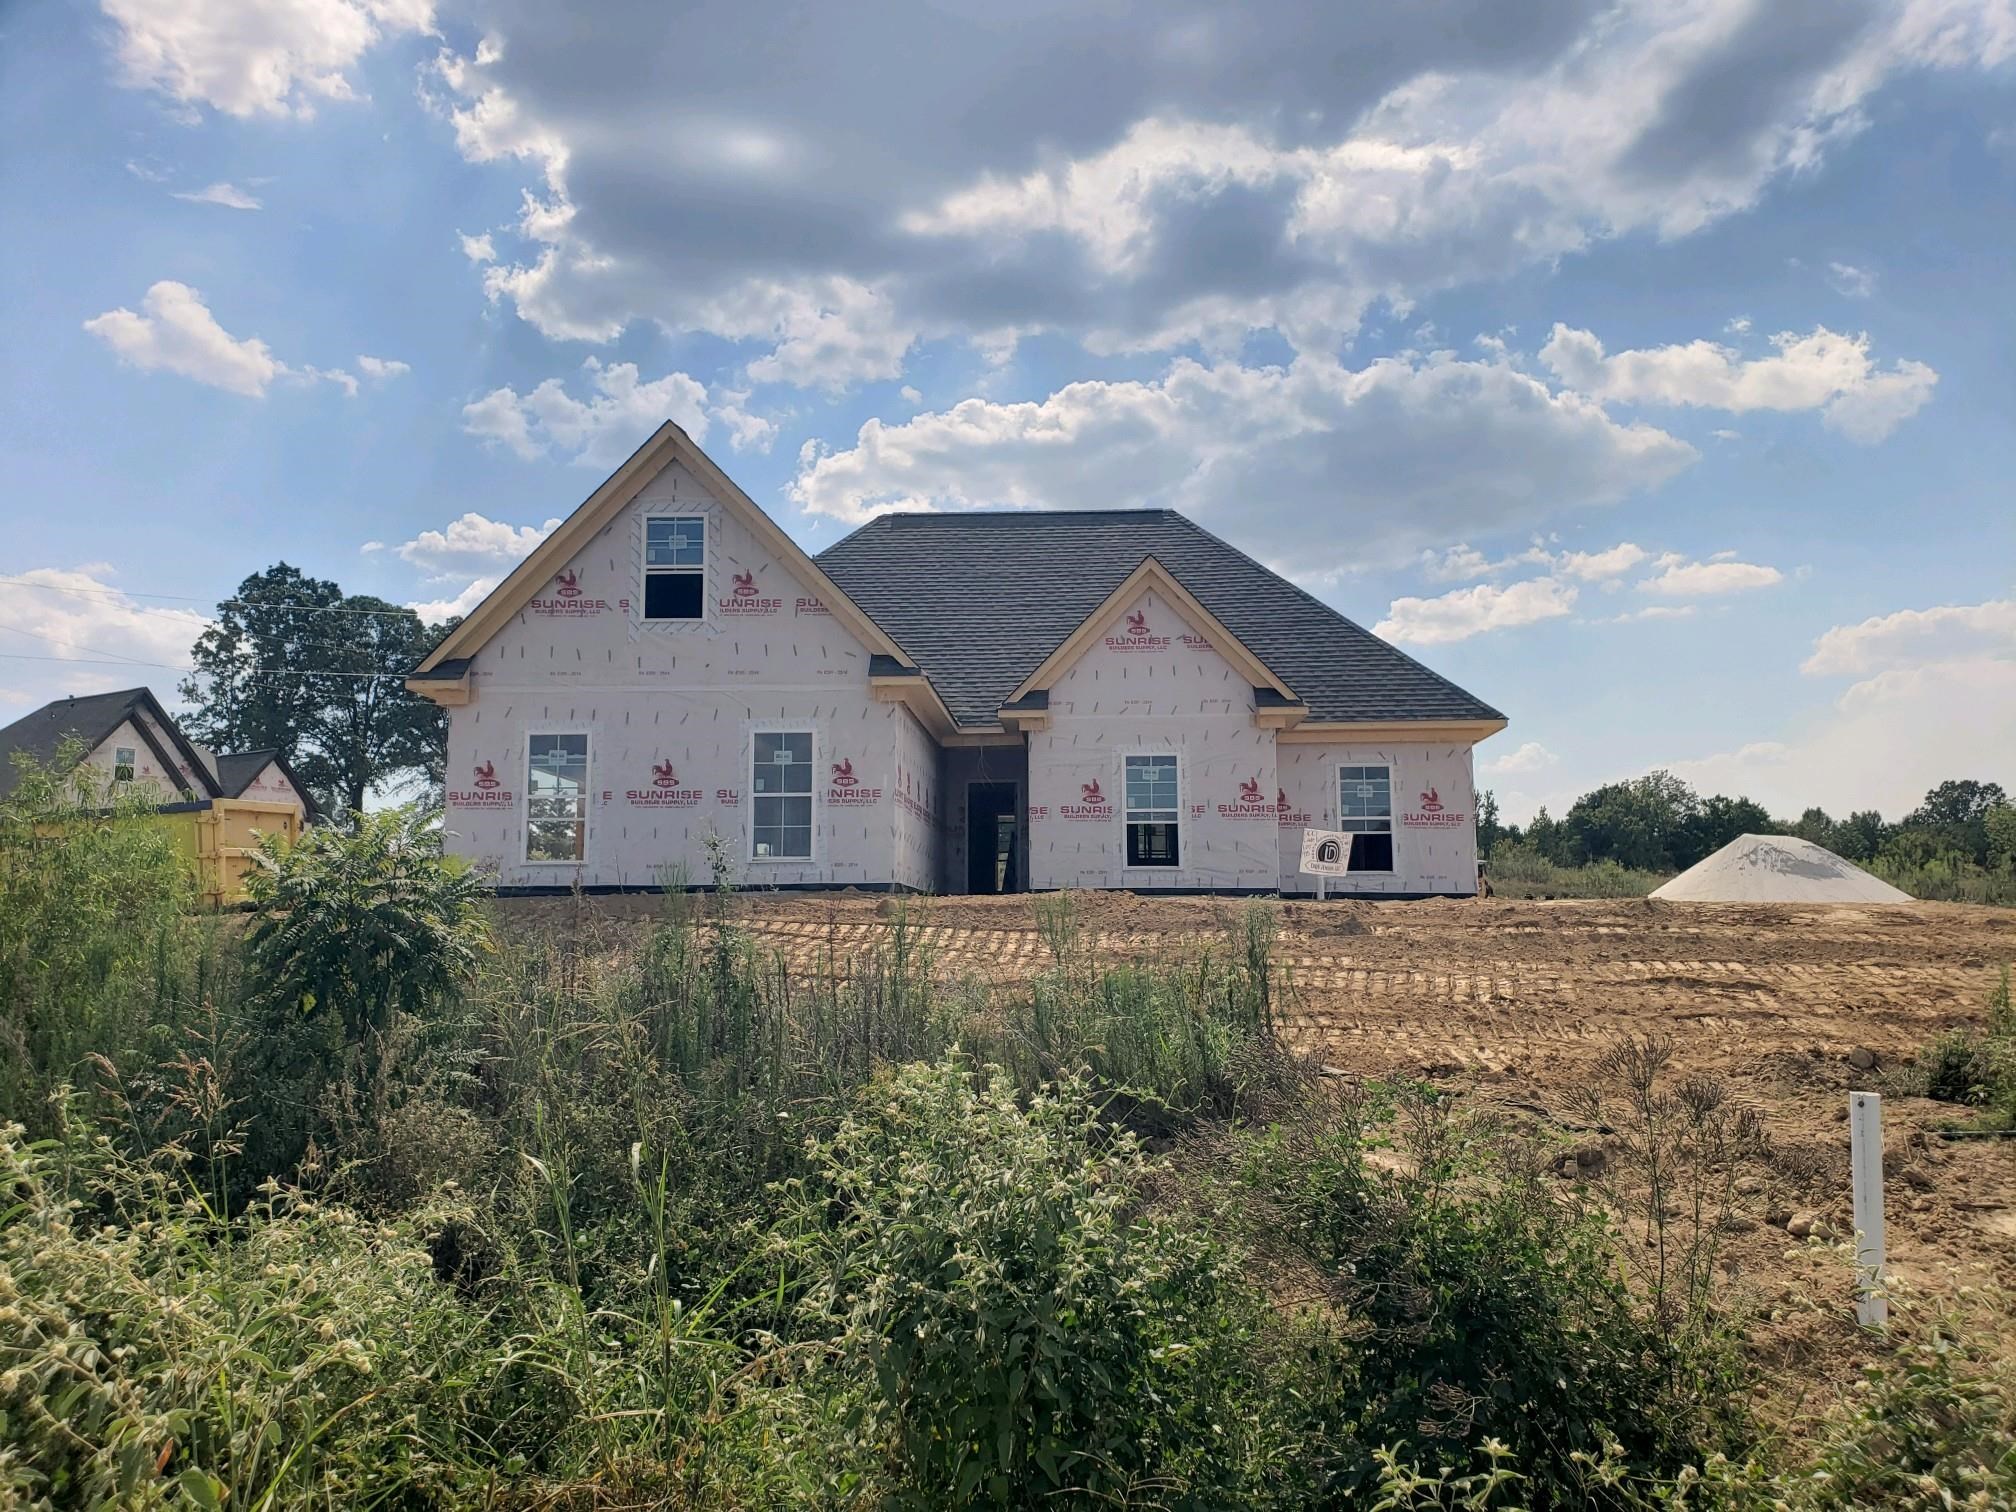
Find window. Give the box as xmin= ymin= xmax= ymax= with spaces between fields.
xmin=527 ymin=734 xmax=589 ymax=862
xmin=1339 ymin=764 xmax=1393 ymax=871
xmin=112 ymin=746 xmax=136 ymax=783
xmin=752 ymin=732 xmax=813 ymax=860
xmin=644 ymin=515 xmax=706 ymax=620
xmin=1124 ymin=754 xmax=1180 ymax=867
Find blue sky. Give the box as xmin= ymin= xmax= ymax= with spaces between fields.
xmin=1 ymin=0 xmax=2011 ymax=822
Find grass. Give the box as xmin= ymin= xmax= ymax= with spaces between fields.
xmin=4 ymin=786 xmax=2014 ymax=1508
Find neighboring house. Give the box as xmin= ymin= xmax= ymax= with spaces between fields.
xmin=0 ymin=687 xmax=315 ymax=824
xmin=407 ymin=423 xmax=1505 ymax=896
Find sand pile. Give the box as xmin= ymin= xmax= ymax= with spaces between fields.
xmin=1650 ymin=833 xmax=1912 ymax=903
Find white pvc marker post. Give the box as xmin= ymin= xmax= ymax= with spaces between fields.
xmin=1850 ymin=1091 xmax=1888 ymax=1328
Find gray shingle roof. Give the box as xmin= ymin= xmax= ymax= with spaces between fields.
xmin=815 ymin=510 xmax=1504 ymax=730
xmin=0 ymin=687 xmax=220 ymax=801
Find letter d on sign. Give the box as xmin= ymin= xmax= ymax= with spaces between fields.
xmin=1850 ymin=1091 xmax=1887 ymax=1328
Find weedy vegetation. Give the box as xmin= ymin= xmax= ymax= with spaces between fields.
xmin=1 ymin=755 xmax=2011 ymax=1508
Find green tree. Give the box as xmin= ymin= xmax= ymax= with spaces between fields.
xmin=1476 ymin=788 xmax=1502 ymax=858
xmin=1902 ymin=779 xmax=2009 ymax=866
xmin=1563 ymin=771 xmax=1701 ymax=871
xmin=1525 ymin=804 xmax=1564 ymax=862
xmin=1987 ymin=804 xmax=2016 ymax=873
xmin=179 ymin=564 xmax=453 ymax=820
xmin=1682 ymin=794 xmax=1776 ymax=867
xmin=1834 ymin=810 xmax=1887 ymax=862
xmin=1789 ymin=807 xmax=1836 ymax=848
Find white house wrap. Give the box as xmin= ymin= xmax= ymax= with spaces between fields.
xmin=409 ymin=423 xmax=1505 ymax=895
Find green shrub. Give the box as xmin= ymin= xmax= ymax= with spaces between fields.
xmin=1909 ymin=969 xmax=2015 ymax=1129
xmin=1235 ymin=1082 xmax=1741 ymax=1507
xmin=1483 ymin=840 xmax=1666 ymax=899
xmin=784 ymin=1057 xmax=1286 ymax=1508
xmin=0 ymin=1118 xmax=494 ymax=1508
xmin=0 ymin=747 xmax=202 ymax=1131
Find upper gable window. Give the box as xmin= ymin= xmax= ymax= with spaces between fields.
xmin=644 ymin=515 xmax=706 ymax=621
xmin=113 ymin=746 xmax=136 ymax=783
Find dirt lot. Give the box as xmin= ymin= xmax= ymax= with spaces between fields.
xmin=499 ymin=890 xmax=2016 ymax=1399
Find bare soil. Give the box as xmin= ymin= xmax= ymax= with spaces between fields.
xmin=496 ymin=890 xmax=2016 ymax=1414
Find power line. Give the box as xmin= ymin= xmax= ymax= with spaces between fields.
xmin=0 ymin=575 xmax=454 ymax=621
xmin=0 ymin=652 xmax=413 ymax=681
xmin=0 ymin=622 xmax=168 ymax=667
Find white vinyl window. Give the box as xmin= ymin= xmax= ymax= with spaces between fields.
xmin=643 ymin=515 xmax=706 ymax=621
xmin=752 ymin=731 xmax=814 ymax=860
xmin=1123 ymin=754 xmax=1180 ymax=867
xmin=112 ymin=746 xmax=136 ymax=783
xmin=1339 ymin=764 xmax=1394 ymax=872
xmin=527 ymin=734 xmax=589 ymax=863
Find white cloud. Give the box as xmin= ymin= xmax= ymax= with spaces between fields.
xmin=360 ymin=540 xmax=385 ymax=553
xmin=1608 ymin=604 xmax=1697 ymax=623
xmin=899 ymin=385 xmax=922 ymax=404
xmin=0 ymin=566 xmax=211 ymax=719
xmin=459 ymin=232 xmax=496 ymax=263
xmin=1374 ymin=578 xmax=1578 ymax=645
xmin=1539 ymin=323 xmax=1937 ymax=442
xmin=1669 ymin=591 xmax=2016 ymax=817
xmin=1482 ymin=740 xmax=1559 ymax=775
xmin=171 ymin=181 xmax=261 ymax=209
xmin=356 ymin=355 xmax=410 ymax=380
xmin=1827 ymin=261 xmax=1876 ymax=298
xmin=1557 ymin=542 xmax=1649 ymax=581
xmin=394 ymin=512 xmax=560 ymax=576
xmin=791 ymin=350 xmax=1694 ymax=573
xmin=1801 ymin=598 xmax=2016 ymax=676
xmin=713 ymin=392 xmax=779 ymax=454
xmin=702 ymin=278 xmax=916 ymax=391
xmin=84 ymin=281 xmax=290 ymax=397
xmin=101 ymin=0 xmax=434 ymax=119
xmin=1639 ymin=554 xmax=1784 ymax=597
xmin=405 ymin=575 xmax=499 ymax=623
xmin=1670 ymin=659 xmax=2016 ymax=820
xmin=461 ymin=358 xmax=712 ymax=468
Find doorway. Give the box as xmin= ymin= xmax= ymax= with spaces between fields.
xmin=966 ymin=782 xmax=1021 ymax=894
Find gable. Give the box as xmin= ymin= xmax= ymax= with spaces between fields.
xmin=411 ymin=423 xmax=914 ymax=690
xmin=1004 ymin=557 xmax=1296 ymax=714
xmin=817 ymin=509 xmax=1506 ymax=733
xmin=468 ymin=457 xmax=895 ymax=682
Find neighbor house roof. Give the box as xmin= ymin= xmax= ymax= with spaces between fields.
xmin=212 ymin=748 xmax=319 ymax=819
xmin=816 ymin=510 xmax=1505 ymax=730
xmin=0 ymin=687 xmax=222 ymax=802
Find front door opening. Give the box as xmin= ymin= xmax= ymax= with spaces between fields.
xmin=966 ymin=782 xmax=1020 ymax=894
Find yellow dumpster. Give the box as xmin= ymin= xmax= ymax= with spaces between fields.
xmin=146 ymin=798 xmax=305 ymax=907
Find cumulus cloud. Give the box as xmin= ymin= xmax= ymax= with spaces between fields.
xmin=791 ymin=350 xmax=1694 ymax=572
xmin=170 ymin=181 xmax=260 ymax=209
xmin=1374 ymin=579 xmax=1579 ymax=645
xmin=462 ymin=358 xmax=711 ymax=467
xmin=1481 ymin=740 xmax=1560 ymax=775
xmin=101 ymin=0 xmax=435 ymax=118
xmin=459 ymin=232 xmax=496 ymax=262
xmin=356 ymin=355 xmax=410 ymax=379
xmin=420 ymin=0 xmax=2013 ymax=380
xmin=406 ymin=575 xmax=501 ymax=622
xmin=1638 ymin=553 xmax=1784 ymax=596
xmin=1539 ymin=323 xmax=1937 ymax=442
xmin=1827 ymin=261 xmax=1876 ymax=298
xmin=1800 ymin=598 xmax=2016 ymax=676
xmin=1669 ymin=591 xmax=2016 ymax=817
xmin=82 ymin=280 xmax=352 ymax=398
xmin=0 ymin=566 xmax=211 ymax=718
xmin=394 ymin=511 xmax=560 ymax=576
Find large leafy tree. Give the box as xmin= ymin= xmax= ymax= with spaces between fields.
xmin=1562 ymin=770 xmax=1703 ymax=871
xmin=179 ymin=564 xmax=452 ymax=820
xmin=1901 ymin=779 xmax=2009 ymax=865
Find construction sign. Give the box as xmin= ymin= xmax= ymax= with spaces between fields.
xmin=1299 ymin=827 xmax=1353 ymax=877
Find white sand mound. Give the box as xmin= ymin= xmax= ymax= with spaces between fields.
xmin=1650 ymin=833 xmax=1913 ymax=904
